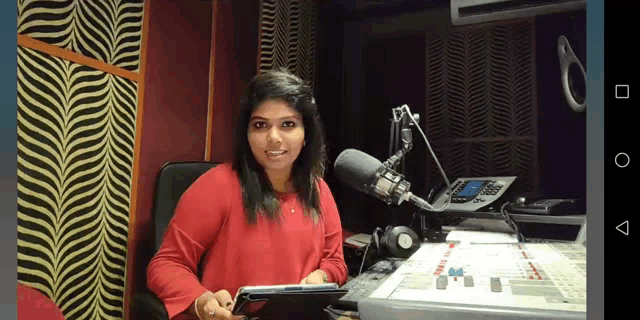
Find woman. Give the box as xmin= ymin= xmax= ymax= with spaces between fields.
xmin=147 ymin=69 xmax=348 ymax=320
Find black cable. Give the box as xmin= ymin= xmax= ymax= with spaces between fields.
xmin=358 ymin=242 xmax=371 ymax=276
xmin=358 ymin=227 xmax=383 ymax=276
xmin=500 ymin=202 xmax=526 ymax=242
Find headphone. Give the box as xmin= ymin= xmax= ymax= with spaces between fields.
xmin=372 ymin=225 xmax=421 ymax=259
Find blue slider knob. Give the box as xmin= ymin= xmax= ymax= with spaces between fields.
xmin=448 ymin=267 xmax=464 ymax=277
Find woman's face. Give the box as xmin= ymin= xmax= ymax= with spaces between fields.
xmin=247 ymin=99 xmax=305 ymax=176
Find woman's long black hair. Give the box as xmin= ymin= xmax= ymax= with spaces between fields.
xmin=232 ymin=69 xmax=327 ymax=225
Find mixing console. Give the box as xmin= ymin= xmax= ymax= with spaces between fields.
xmin=357 ymin=242 xmax=586 ymax=320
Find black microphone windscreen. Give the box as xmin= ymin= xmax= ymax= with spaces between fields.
xmin=333 ymin=149 xmax=383 ymax=193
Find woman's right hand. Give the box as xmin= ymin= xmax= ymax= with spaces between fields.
xmin=195 ymin=290 xmax=246 ymax=320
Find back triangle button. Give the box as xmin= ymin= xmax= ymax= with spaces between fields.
xmin=616 ymin=221 xmax=629 ymax=236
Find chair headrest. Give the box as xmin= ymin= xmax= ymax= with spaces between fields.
xmin=152 ymin=162 xmax=219 ymax=251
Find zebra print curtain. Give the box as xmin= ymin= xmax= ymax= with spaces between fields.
xmin=16 ymin=1 xmax=144 ymax=320
xmin=259 ymin=0 xmax=317 ymax=88
xmin=17 ymin=0 xmax=143 ymax=72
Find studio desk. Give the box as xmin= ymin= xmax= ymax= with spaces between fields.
xmin=326 ymin=215 xmax=586 ymax=320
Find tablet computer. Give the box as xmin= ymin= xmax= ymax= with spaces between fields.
xmin=235 ymin=283 xmax=339 ymax=296
xmin=232 ymin=283 xmax=347 ymax=317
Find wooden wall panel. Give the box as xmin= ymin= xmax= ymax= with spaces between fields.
xmin=206 ymin=0 xmax=260 ymax=161
xmin=124 ymin=0 xmax=213 ymax=319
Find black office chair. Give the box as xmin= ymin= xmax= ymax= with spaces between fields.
xmin=132 ymin=161 xmax=219 ymax=320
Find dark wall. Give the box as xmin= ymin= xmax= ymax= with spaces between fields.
xmin=314 ymin=2 xmax=345 ymax=181
xmin=359 ymin=35 xmax=427 ymax=229
xmin=535 ymin=10 xmax=587 ymax=202
xmin=521 ymin=9 xmax=587 ymax=241
xmin=316 ymin=3 xmax=450 ymax=234
xmin=315 ymin=1 xmax=588 ymax=235
xmin=315 ymin=3 xmax=348 ymax=233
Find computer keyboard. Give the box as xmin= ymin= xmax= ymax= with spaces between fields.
xmin=333 ymin=258 xmax=406 ymax=311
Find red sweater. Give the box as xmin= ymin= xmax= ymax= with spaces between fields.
xmin=147 ymin=163 xmax=348 ymax=319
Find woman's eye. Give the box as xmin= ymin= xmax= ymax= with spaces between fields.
xmin=283 ymin=121 xmax=296 ymax=127
xmin=253 ymin=122 xmax=266 ymax=129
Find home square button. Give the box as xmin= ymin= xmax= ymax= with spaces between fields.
xmin=615 ymin=85 xmax=629 ymax=99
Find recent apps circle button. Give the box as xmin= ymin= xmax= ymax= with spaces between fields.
xmin=615 ymin=153 xmax=629 ymax=168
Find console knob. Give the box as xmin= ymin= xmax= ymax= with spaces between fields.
xmin=490 ymin=277 xmax=502 ymax=292
xmin=464 ymin=276 xmax=474 ymax=287
xmin=436 ymin=275 xmax=448 ymax=290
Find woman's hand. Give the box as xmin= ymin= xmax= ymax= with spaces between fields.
xmin=300 ymin=270 xmax=328 ymax=285
xmin=195 ymin=290 xmax=246 ymax=320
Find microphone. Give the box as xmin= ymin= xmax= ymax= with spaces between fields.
xmin=334 ymin=149 xmax=435 ymax=211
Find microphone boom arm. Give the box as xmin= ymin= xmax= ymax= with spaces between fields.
xmin=382 ymin=147 xmax=410 ymax=169
xmin=384 ymin=105 xmax=417 ymax=170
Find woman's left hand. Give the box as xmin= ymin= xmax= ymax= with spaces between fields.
xmin=300 ymin=270 xmax=326 ymax=284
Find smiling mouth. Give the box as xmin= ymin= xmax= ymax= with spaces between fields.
xmin=266 ymin=150 xmax=287 ymax=156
